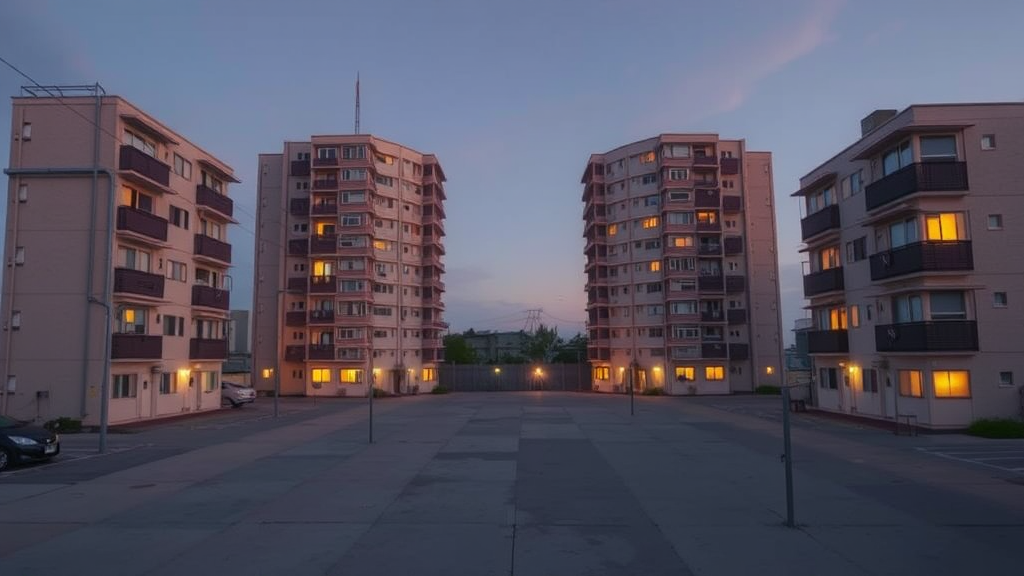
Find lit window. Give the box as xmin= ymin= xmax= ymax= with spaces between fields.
xmin=898 ymin=370 xmax=923 ymax=397
xmin=608 ymin=224 xmax=618 ymax=236
xmin=641 ymin=217 xmax=659 ymax=229
xmin=649 ymin=261 xmax=661 ymax=272
xmin=932 ymin=370 xmax=970 ymax=398
xmin=313 ymin=261 xmax=333 ymax=276
xmin=705 ymin=366 xmax=724 ymax=381
xmin=422 ymin=368 xmax=436 ymax=381
xmin=925 ymin=213 xmax=966 ymax=241
xmin=849 ymin=305 xmax=860 ymax=327
xmin=594 ymin=367 xmax=610 ymax=381
xmin=373 ymin=240 xmax=388 ymax=250
xmin=696 ymin=211 xmax=717 ymax=225
xmin=311 ymin=369 xmax=330 ymax=383
xmin=339 ymin=369 xmax=363 ymax=384
xmin=640 ymin=151 xmax=656 ymax=164
xmin=675 ymin=366 xmax=695 ymax=381
xmin=672 ymin=236 xmax=693 ymax=247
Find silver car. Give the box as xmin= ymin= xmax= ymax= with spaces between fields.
xmin=221 ymin=382 xmax=256 ymax=408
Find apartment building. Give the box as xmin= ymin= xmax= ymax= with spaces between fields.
xmin=796 ymin=104 xmax=1024 ymax=429
xmin=1 ymin=86 xmax=237 ymax=425
xmin=253 ymin=136 xmax=445 ymax=397
xmin=582 ymin=135 xmax=783 ymax=394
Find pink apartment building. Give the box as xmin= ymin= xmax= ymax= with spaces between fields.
xmin=253 ymin=136 xmax=445 ymax=397
xmin=582 ymin=135 xmax=783 ymax=394
xmin=1 ymin=86 xmax=237 ymax=425
xmin=796 ymin=103 xmax=1024 ymax=429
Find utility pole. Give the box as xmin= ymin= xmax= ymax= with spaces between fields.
xmin=781 ymin=385 xmax=795 ymax=527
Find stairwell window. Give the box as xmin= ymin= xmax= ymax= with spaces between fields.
xmin=925 ymin=213 xmax=966 ymax=241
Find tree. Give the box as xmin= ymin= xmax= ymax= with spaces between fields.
xmin=443 ymin=334 xmax=479 ymax=364
xmin=552 ymin=333 xmax=587 ymax=363
xmin=521 ymin=324 xmax=561 ymax=362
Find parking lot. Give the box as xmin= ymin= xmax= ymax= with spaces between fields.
xmin=917 ymin=443 xmax=1024 ymax=474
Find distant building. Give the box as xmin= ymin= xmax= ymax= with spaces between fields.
xmin=228 ymin=310 xmax=250 ymax=355
xmin=464 ymin=331 xmax=527 ymax=363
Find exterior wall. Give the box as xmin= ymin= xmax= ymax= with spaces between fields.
xmin=583 ymin=134 xmax=782 ymax=396
xmin=464 ymin=331 xmax=527 ymax=362
xmin=253 ymin=136 xmax=446 ymax=398
xmin=1 ymin=94 xmax=235 ymax=425
xmin=797 ymin=103 xmax=1024 ymax=428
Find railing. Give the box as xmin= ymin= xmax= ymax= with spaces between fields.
xmin=196 ymin=184 xmax=233 ymax=218
xmin=698 ymin=276 xmax=724 ymax=291
xmin=313 ymin=179 xmax=339 ymax=190
xmin=194 ymin=234 xmax=232 ymax=263
xmin=869 ymin=241 xmax=973 ymax=281
xmin=727 ymin=309 xmax=747 ymax=325
xmin=312 ymin=157 xmax=339 ymax=167
xmin=311 ymin=202 xmax=338 ymax=215
xmin=113 ymin=268 xmax=164 ymax=299
xmin=309 ymin=275 xmax=337 ymax=293
xmin=289 ymin=160 xmax=310 ymax=177
xmin=189 ymin=338 xmax=228 ymax=360
xmin=286 ymin=277 xmax=308 ymax=293
xmin=701 ymin=311 xmax=725 ymax=323
xmin=119 ymin=145 xmax=170 ymax=187
xmin=308 ymin=344 xmax=335 ymax=360
xmin=803 ymin=267 xmax=844 ymax=296
xmin=698 ymin=243 xmax=722 ymax=256
xmin=800 ymin=204 xmax=840 ymax=241
xmin=111 ymin=334 xmax=162 ymax=359
xmin=285 ymin=311 xmax=306 ymax=327
xmin=724 ymin=236 xmax=743 ymax=255
xmin=309 ymin=234 xmax=338 ymax=254
xmin=309 ymin=309 xmax=335 ymax=324
xmin=701 ymin=343 xmax=728 ymax=359
xmin=729 ymin=343 xmax=749 ymax=360
xmin=693 ymin=156 xmax=718 ymax=166
xmin=720 ymin=157 xmax=740 ymax=175
xmin=116 ymin=206 xmax=168 ymax=241
xmin=694 ymin=189 xmax=720 ymax=208
xmin=874 ymin=321 xmax=978 ymax=352
xmin=865 ymin=161 xmax=968 ymax=211
xmin=725 ymin=275 xmax=745 ymax=293
xmin=284 ymin=345 xmax=305 ymax=361
xmin=696 ymin=221 xmax=721 ymax=232
xmin=807 ymin=330 xmax=849 ymax=354
xmin=290 ymin=198 xmax=310 ymax=216
xmin=288 ymin=239 xmax=308 ymax=256
xmin=191 ymin=284 xmax=229 ymax=310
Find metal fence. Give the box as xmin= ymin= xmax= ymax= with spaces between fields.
xmin=439 ymin=364 xmax=591 ymax=392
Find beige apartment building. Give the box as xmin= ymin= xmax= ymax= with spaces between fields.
xmin=1 ymin=86 xmax=237 ymax=425
xmin=253 ymin=136 xmax=445 ymax=397
xmin=582 ymin=135 xmax=783 ymax=394
xmin=796 ymin=103 xmax=1024 ymax=429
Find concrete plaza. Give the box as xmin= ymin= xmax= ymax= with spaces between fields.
xmin=1 ymin=392 xmax=1022 ymax=575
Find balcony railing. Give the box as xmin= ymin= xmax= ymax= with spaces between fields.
xmin=727 ymin=309 xmax=747 ymax=325
xmin=285 ymin=345 xmax=305 ymax=362
xmin=725 ymin=275 xmax=745 ymax=293
xmin=722 ymin=196 xmax=742 ymax=212
xmin=288 ymin=239 xmax=308 ymax=256
xmin=309 ymin=309 xmax=335 ymax=324
xmin=701 ymin=311 xmax=725 ymax=323
xmin=698 ymin=276 xmax=724 ymax=291
xmin=874 ymin=321 xmax=978 ymax=352
xmin=698 ymin=243 xmax=722 ymax=256
xmin=701 ymin=343 xmax=728 ymax=359
xmin=803 ymin=267 xmax=844 ymax=297
xmin=800 ymin=204 xmax=840 ymax=241
xmin=807 ymin=330 xmax=849 ymax=354
xmin=113 ymin=268 xmax=164 ymax=299
xmin=865 ymin=161 xmax=968 ymax=211
xmin=694 ymin=189 xmax=720 ymax=208
xmin=696 ymin=221 xmax=721 ymax=232
xmin=189 ymin=338 xmax=228 ymax=360
xmin=116 ymin=206 xmax=168 ymax=242
xmin=287 ymin=277 xmax=308 ymax=293
xmin=729 ymin=343 xmax=749 ymax=360
xmin=308 ymin=344 xmax=335 ymax=360
xmin=724 ymin=236 xmax=743 ymax=255
xmin=869 ymin=241 xmax=973 ymax=281
xmin=313 ymin=179 xmax=339 ymax=190
xmin=309 ymin=275 xmax=337 ymax=293
xmin=720 ymin=157 xmax=740 ymax=175
xmin=290 ymin=160 xmax=310 ymax=177
xmin=191 ymin=284 xmax=229 ymax=310
xmin=119 ymin=145 xmax=170 ymax=187
xmin=312 ymin=157 xmax=339 ymax=167
xmin=309 ymin=234 xmax=337 ymax=254
xmin=194 ymin=234 xmax=232 ymax=264
xmin=290 ymin=198 xmax=310 ymax=216
xmin=196 ymin=184 xmax=233 ymax=218
xmin=111 ymin=334 xmax=162 ymax=359
xmin=285 ymin=311 xmax=306 ymax=327
xmin=693 ymin=156 xmax=718 ymax=166
xmin=311 ymin=202 xmax=338 ymax=215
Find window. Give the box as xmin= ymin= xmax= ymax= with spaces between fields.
xmin=898 ymin=370 xmax=923 ymax=397
xmin=925 ymin=213 xmax=966 ymax=241
xmin=981 ymin=134 xmax=996 ymax=150
xmin=675 ymin=366 xmax=695 ymax=381
xmin=112 ymin=374 xmax=137 ymax=399
xmin=849 ymin=305 xmax=860 ymax=328
xmin=893 ymin=295 xmax=923 ymax=323
xmin=668 ymin=212 xmax=694 ymax=225
xmin=173 ymin=154 xmax=192 ymax=180
xmin=311 ymin=368 xmax=331 ymax=383
xmin=124 ymin=129 xmax=155 ymax=156
xmin=317 ymin=147 xmax=338 ymax=159
xmin=116 ymin=307 xmax=147 ymax=334
xmin=641 ymin=217 xmax=659 ymax=229
xmin=705 ymin=366 xmax=724 ymax=381
xmin=339 ymin=369 xmax=363 ymax=384
xmin=607 ymin=223 xmax=618 ymax=236
xmin=849 ymin=171 xmax=862 ymax=195
xmin=375 ymin=175 xmax=394 ymax=186
xmin=292 ymin=223 xmax=309 ymax=233
xmin=169 ymin=205 xmax=189 ymax=229
xmin=647 ymin=304 xmax=663 ymax=316
xmin=341 ymin=214 xmax=363 ymax=226
xmin=159 ymin=372 xmax=176 ymax=394
xmin=312 ymin=260 xmax=333 ymax=277
xmin=162 ymin=315 xmax=185 ymax=336
xmin=919 ymin=135 xmax=957 ymax=161
xmin=644 ymin=195 xmax=659 ymax=207
xmin=672 ymin=325 xmax=699 ymax=339
xmin=21 ymin=122 xmax=31 ymax=140
xmin=648 ymin=327 xmax=664 ymax=337
xmin=865 ymin=369 xmax=879 ymax=393
xmin=195 ymin=268 xmax=220 ymax=288
xmin=671 ymin=236 xmax=693 ymax=247
xmin=994 ymin=292 xmax=1008 ymax=307
xmin=342 ymin=169 xmax=366 ymax=180
xmin=646 ymin=282 xmax=662 ymax=293
xmin=846 ymin=237 xmax=867 ymax=263
xmin=999 ymin=371 xmax=1013 ymax=387
xmin=932 ymin=370 xmax=970 ymax=398
xmin=121 ymin=186 xmax=154 ymax=213
xmin=342 ymin=145 xmax=365 ymax=159
xmin=813 ymin=306 xmax=846 ymax=330
xmin=644 ymin=240 xmax=661 ymax=250
xmin=816 ymin=246 xmax=840 ymax=271
xmin=818 ymin=367 xmax=838 ymax=389
xmin=641 ymin=174 xmax=657 ymax=185
xmin=118 ymin=247 xmax=151 ymax=272
xmin=696 ymin=211 xmax=717 ymax=225
xmin=649 ymin=261 xmax=661 ymax=272
xmin=664 ymin=144 xmax=690 ymax=158
xmin=670 ymin=300 xmax=698 ymax=316
xmin=594 ymin=367 xmax=610 ymax=381
xmin=341 ymin=191 xmax=365 ymax=204
xmin=200 ymin=171 xmax=223 ymax=192
xmin=201 ymin=218 xmax=223 ymax=240
xmin=929 ymin=291 xmax=966 ymax=320
xmin=166 ymin=260 xmax=187 ymax=282
xmin=668 ymin=190 xmax=691 ymax=202
xmin=888 ymin=217 xmax=919 ymax=248
xmin=882 ymin=141 xmax=912 ymax=175
xmin=988 ymin=214 xmax=1003 ymax=230
xmin=668 ymin=169 xmax=689 ymax=181
xmin=639 ymin=151 xmax=655 ymax=164
xmin=422 ymin=368 xmax=436 ymax=381
xmin=201 ymin=372 xmax=219 ymax=393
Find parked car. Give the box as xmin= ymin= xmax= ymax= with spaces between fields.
xmin=221 ymin=382 xmax=256 ymax=408
xmin=0 ymin=415 xmax=60 ymax=472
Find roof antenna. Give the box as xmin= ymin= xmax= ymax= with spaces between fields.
xmin=354 ymin=72 xmax=361 ymax=134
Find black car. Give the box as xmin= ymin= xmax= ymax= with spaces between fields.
xmin=0 ymin=415 xmax=60 ymax=472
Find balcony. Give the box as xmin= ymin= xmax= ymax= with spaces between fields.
xmin=290 ymin=198 xmax=310 ymax=216
xmin=287 ymin=277 xmax=308 ymax=293
xmin=313 ymin=179 xmax=339 ymax=190
xmin=727 ymin=309 xmax=747 ymax=325
xmin=701 ymin=310 xmax=725 ymax=323
xmin=113 ymin=268 xmax=164 ymax=299
xmin=720 ymin=157 xmax=740 ymax=175
xmin=111 ymin=334 xmax=162 ymax=359
xmin=285 ymin=345 xmax=305 ymax=362
xmin=698 ymin=276 xmax=724 ymax=291
xmin=722 ymin=196 xmax=742 ymax=212
xmin=288 ymin=239 xmax=308 ymax=256
xmin=189 ymin=338 xmax=228 ymax=360
xmin=196 ymin=184 xmax=233 ymax=219
xmin=729 ymin=343 xmax=749 ymax=361
xmin=694 ymin=189 xmax=720 ymax=208
xmin=698 ymin=243 xmax=722 ymax=256
xmin=308 ymin=344 xmax=335 ymax=360
xmin=309 ymin=234 xmax=337 ymax=254
xmin=313 ymin=157 xmax=339 ymax=167
xmin=725 ymin=276 xmax=745 ymax=293
xmin=116 ymin=206 xmax=168 ymax=242
xmin=309 ymin=275 xmax=337 ymax=293
xmin=285 ymin=311 xmax=306 ymax=327
xmin=119 ymin=145 xmax=169 ymax=187
xmin=807 ymin=330 xmax=849 ymax=354
xmin=309 ymin=309 xmax=335 ymax=324
xmin=694 ymin=179 xmax=719 ymax=189
xmin=701 ymin=343 xmax=728 ymax=359
xmin=865 ymin=161 xmax=968 ymax=211
xmin=693 ymin=155 xmax=718 ymax=167
xmin=803 ymin=267 xmax=844 ymax=297
xmin=801 ymin=204 xmax=840 ymax=241
xmin=875 ymin=321 xmax=978 ymax=353
xmin=869 ymin=241 xmax=973 ymax=281
xmin=194 ymin=234 xmax=231 ymax=264
xmin=311 ymin=202 xmax=338 ymax=215
xmin=696 ymin=221 xmax=721 ymax=232
xmin=290 ymin=160 xmax=310 ymax=177
xmin=191 ymin=285 xmax=230 ymax=310
xmin=724 ymin=236 xmax=743 ymax=255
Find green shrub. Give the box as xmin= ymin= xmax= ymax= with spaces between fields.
xmin=967 ymin=418 xmax=1024 ymax=439
xmin=430 ymin=385 xmax=451 ymax=395
xmin=44 ymin=417 xmax=82 ymax=433
xmin=755 ymin=385 xmax=782 ymax=395
xmin=641 ymin=386 xmax=665 ymax=396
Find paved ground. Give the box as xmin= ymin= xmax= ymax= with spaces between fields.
xmin=1 ymin=392 xmax=1023 ymax=575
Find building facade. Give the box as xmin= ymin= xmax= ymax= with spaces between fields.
xmin=796 ymin=103 xmax=1024 ymax=429
xmin=253 ymin=136 xmax=445 ymax=397
xmin=463 ymin=330 xmax=528 ymax=363
xmin=1 ymin=87 xmax=237 ymax=425
xmin=582 ymin=135 xmax=783 ymax=394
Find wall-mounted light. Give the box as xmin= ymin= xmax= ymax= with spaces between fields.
xmin=494 ymin=367 xmax=501 ymax=375
xmin=766 ymin=366 xmax=775 ymax=375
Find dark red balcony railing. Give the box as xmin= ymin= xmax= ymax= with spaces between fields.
xmin=285 ymin=311 xmax=306 ymax=327
xmin=111 ymin=334 xmax=162 ymax=359
xmin=807 ymin=330 xmax=849 ymax=354
xmin=728 ymin=343 xmax=749 ymax=360
xmin=288 ymin=239 xmax=308 ymax=256
xmin=694 ymin=189 xmax=720 ymax=208
xmin=191 ymin=285 xmax=229 ymax=310
xmin=801 ymin=204 xmax=840 ymax=241
xmin=309 ymin=234 xmax=337 ymax=254
xmin=290 ymin=198 xmax=310 ymax=216
xmin=116 ymin=206 xmax=168 ymax=242
xmin=727 ymin=309 xmax=747 ymax=325
xmin=310 ymin=275 xmax=337 ymax=293
xmin=308 ymin=344 xmax=334 ymax=360
xmin=290 ymin=160 xmax=310 ymax=177
xmin=309 ymin=309 xmax=335 ymax=324
xmin=285 ymin=345 xmax=305 ymax=361
xmin=113 ymin=268 xmax=164 ymax=299
xmin=725 ymin=275 xmax=745 ymax=293
xmin=287 ymin=277 xmax=308 ymax=293
xmin=869 ymin=241 xmax=973 ymax=281
xmin=724 ymin=236 xmax=743 ymax=255
xmin=196 ymin=184 xmax=233 ymax=218
xmin=701 ymin=343 xmax=728 ymax=359
xmin=189 ymin=338 xmax=228 ymax=360
xmin=720 ymin=157 xmax=740 ymax=175
xmin=875 ymin=321 xmax=978 ymax=352
xmin=194 ymin=234 xmax=231 ymax=264
xmin=803 ymin=267 xmax=844 ymax=297
xmin=865 ymin=161 xmax=968 ymax=211
xmin=119 ymin=145 xmax=169 ymax=187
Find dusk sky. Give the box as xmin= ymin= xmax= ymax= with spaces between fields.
xmin=2 ymin=0 xmax=1022 ymax=345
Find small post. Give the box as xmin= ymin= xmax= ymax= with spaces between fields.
xmin=368 ymin=372 xmax=374 ymax=444
xmin=782 ymin=386 xmax=795 ymax=527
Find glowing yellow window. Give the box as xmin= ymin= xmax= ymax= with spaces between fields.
xmin=642 ymin=217 xmax=659 ymax=229
xmin=594 ymin=367 xmax=610 ymax=380
xmin=608 ymin=224 xmax=618 ymax=236
xmin=315 ymin=222 xmax=334 ymax=235
xmin=311 ymin=368 xmax=331 ymax=383
xmin=829 ymin=307 xmax=847 ymax=330
xmin=933 ymin=370 xmax=970 ymax=398
xmin=705 ymin=366 xmax=725 ymax=381
xmin=640 ymin=151 xmax=656 ymax=164
xmin=672 ymin=236 xmax=693 ymax=247
xmin=373 ymin=240 xmax=388 ymax=250
xmin=649 ymin=261 xmax=661 ymax=272
xmin=697 ymin=211 xmax=717 ymax=224
xmin=925 ymin=213 xmax=965 ymax=240
xmin=422 ymin=368 xmax=436 ymax=381
xmin=898 ymin=370 xmax=923 ymax=397
xmin=339 ymin=369 xmax=364 ymax=384
xmin=313 ymin=260 xmax=333 ymax=276
xmin=675 ymin=366 xmax=695 ymax=381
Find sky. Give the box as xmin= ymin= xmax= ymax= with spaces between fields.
xmin=1 ymin=0 xmax=1022 ymax=345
